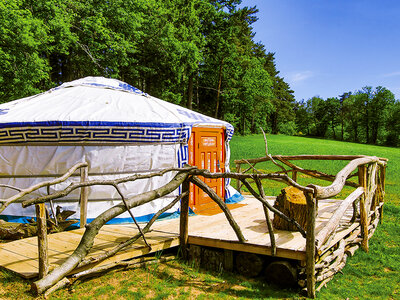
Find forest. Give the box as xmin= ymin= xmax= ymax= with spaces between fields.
xmin=1 ymin=0 xmax=399 ymax=146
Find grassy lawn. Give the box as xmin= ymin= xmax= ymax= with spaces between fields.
xmin=230 ymin=134 xmax=400 ymax=299
xmin=0 ymin=134 xmax=399 ymax=299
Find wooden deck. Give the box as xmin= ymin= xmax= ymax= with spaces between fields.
xmin=0 ymin=225 xmax=179 ymax=278
xmin=0 ymin=195 xmax=356 ymax=278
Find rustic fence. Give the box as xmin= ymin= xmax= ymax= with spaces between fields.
xmin=234 ymin=154 xmax=387 ymax=295
xmin=0 ymin=154 xmax=387 ymax=298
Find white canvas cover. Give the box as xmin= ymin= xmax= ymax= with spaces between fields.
xmin=0 ymin=77 xmax=241 ymax=224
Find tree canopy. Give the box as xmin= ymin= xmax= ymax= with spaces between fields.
xmin=0 ymin=0 xmax=295 ymax=135
xmin=1 ymin=0 xmax=398 ymax=146
xmin=295 ymin=86 xmax=399 ymax=146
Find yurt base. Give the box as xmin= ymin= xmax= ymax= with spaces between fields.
xmin=0 ymin=195 xmax=381 ymax=292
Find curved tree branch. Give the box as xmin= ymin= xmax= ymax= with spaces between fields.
xmin=309 ymin=156 xmax=381 ymax=199
xmin=77 ymin=191 xmax=188 ymax=269
xmin=254 ymin=177 xmax=276 ymax=256
xmin=190 ymin=176 xmax=246 ymax=243
xmin=0 ymin=184 xmax=22 ymax=192
xmin=31 ymin=171 xmax=189 ymax=295
xmin=22 ymin=166 xmax=196 ymax=208
xmin=0 ymin=163 xmax=88 ymax=214
xmin=112 ymin=183 xmax=151 ymax=250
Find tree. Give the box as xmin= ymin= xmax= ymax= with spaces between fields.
xmin=343 ymin=93 xmax=364 ymax=143
xmin=262 ymin=52 xmax=295 ymax=135
xmin=325 ymin=97 xmax=340 ymax=139
xmin=307 ymin=96 xmax=328 ymax=137
xmin=0 ymin=0 xmax=294 ymax=138
xmin=369 ymin=86 xmax=395 ymax=144
xmin=0 ymin=1 xmax=50 ymax=102
xmin=295 ymin=100 xmax=312 ymax=135
xmin=385 ymin=101 xmax=400 ymax=146
xmin=338 ymin=92 xmax=352 ymax=141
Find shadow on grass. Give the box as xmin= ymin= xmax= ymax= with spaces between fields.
xmin=159 ymin=259 xmax=302 ymax=299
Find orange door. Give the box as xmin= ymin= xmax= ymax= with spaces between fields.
xmin=188 ymin=127 xmax=225 ymax=209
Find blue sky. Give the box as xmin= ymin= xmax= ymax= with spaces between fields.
xmin=241 ymin=0 xmax=400 ymax=101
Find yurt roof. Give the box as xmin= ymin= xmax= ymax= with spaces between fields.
xmin=0 ymin=77 xmax=233 ymax=144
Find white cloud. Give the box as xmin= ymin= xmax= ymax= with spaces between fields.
xmin=382 ymin=71 xmax=400 ymax=78
xmin=288 ymin=71 xmax=314 ymax=84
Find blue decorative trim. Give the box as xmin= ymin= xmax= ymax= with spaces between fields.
xmin=226 ymin=127 xmax=234 ymax=142
xmin=0 ymin=121 xmax=185 ymax=129
xmin=177 ymin=109 xmax=212 ymax=123
xmin=53 ymin=80 xmax=148 ymax=96
xmin=0 ymin=121 xmax=191 ymax=144
xmin=177 ymin=130 xmax=190 ymax=194
xmin=225 ymin=180 xmax=231 ymax=199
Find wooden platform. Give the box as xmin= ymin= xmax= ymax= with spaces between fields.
xmin=0 ymin=225 xmax=179 ymax=278
xmin=0 ymin=196 xmax=356 ymax=278
xmin=153 ymin=195 xmax=355 ymax=260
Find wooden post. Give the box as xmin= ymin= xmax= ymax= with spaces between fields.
xmin=180 ymin=179 xmax=190 ymax=260
xmin=379 ymin=165 xmax=386 ymax=223
xmin=35 ymin=203 xmax=48 ymax=279
xmin=80 ymin=166 xmax=89 ymax=228
xmin=292 ymin=170 xmax=297 ymax=182
xmin=305 ymin=191 xmax=316 ymax=299
xmin=236 ymin=163 xmax=242 ymax=192
xmin=358 ymin=165 xmax=369 ymax=252
xmin=224 ymin=249 xmax=234 ymax=272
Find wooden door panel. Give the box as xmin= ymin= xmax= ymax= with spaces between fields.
xmin=188 ymin=127 xmax=225 ymax=208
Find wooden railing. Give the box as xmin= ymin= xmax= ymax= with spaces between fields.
xmin=234 ymin=154 xmax=387 ymax=296
xmin=0 ymin=154 xmax=387 ymax=298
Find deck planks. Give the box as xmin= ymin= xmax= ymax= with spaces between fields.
xmin=0 ymin=196 xmax=356 ymax=278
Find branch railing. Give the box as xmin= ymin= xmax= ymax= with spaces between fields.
xmin=0 ymin=154 xmax=387 ymax=298
xmin=234 ymin=154 xmax=387 ymax=297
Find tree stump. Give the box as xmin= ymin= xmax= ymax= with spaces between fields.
xmin=264 ymin=261 xmax=297 ymax=287
xmin=202 ymin=247 xmax=225 ymax=272
xmin=273 ymin=186 xmax=308 ymax=231
xmin=235 ymin=252 xmax=265 ymax=277
xmin=188 ymin=244 xmax=202 ymax=268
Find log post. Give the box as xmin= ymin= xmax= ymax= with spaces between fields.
xmin=305 ymin=191 xmax=316 ymax=299
xmin=273 ymin=186 xmax=308 ymax=231
xmin=292 ymin=170 xmax=298 ymax=182
xmin=236 ymin=163 xmax=242 ymax=192
xmin=380 ymin=165 xmax=386 ymax=203
xmin=179 ymin=179 xmax=190 ymax=260
xmin=79 ymin=165 xmax=89 ymax=228
xmin=358 ymin=165 xmax=369 ymax=252
xmin=254 ymin=178 xmax=276 ymax=256
xmin=35 ymin=203 xmax=48 ymax=279
xmin=379 ymin=165 xmax=386 ymax=223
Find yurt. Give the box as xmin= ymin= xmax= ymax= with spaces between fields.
xmin=0 ymin=77 xmax=242 ymax=224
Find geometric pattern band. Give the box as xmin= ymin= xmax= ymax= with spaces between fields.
xmin=0 ymin=125 xmax=191 ymax=144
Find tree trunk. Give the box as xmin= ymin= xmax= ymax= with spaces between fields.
xmin=186 ymin=73 xmax=194 ymax=110
xmin=273 ymin=186 xmax=308 ymax=231
xmin=271 ymin=111 xmax=279 ymax=134
xmin=365 ymin=104 xmax=370 ymax=144
xmin=214 ymin=58 xmax=224 ymax=119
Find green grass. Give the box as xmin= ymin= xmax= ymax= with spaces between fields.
xmin=229 ymin=134 xmax=400 ymax=299
xmin=0 ymin=134 xmax=399 ymax=299
xmin=230 ymin=134 xmax=400 ymax=205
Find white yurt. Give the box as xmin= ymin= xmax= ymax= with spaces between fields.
xmin=0 ymin=77 xmax=242 ymax=225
